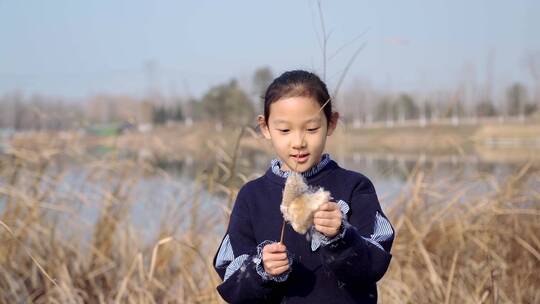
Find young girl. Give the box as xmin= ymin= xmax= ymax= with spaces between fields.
xmin=213 ymin=70 xmax=394 ymax=303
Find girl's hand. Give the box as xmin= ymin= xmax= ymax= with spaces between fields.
xmin=314 ymin=202 xmax=342 ymax=238
xmin=262 ymin=242 xmax=290 ymax=276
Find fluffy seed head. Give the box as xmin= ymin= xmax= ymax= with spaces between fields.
xmin=280 ymin=173 xmax=330 ymax=234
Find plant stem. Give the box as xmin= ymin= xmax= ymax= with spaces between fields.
xmin=279 ymin=220 xmax=286 ymax=244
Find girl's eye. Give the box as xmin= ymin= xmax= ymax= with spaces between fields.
xmin=307 ymin=127 xmax=320 ymax=132
xmin=278 ymin=129 xmax=290 ymax=133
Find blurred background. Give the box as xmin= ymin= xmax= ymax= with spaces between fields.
xmin=1 ymin=1 xmax=539 ymax=303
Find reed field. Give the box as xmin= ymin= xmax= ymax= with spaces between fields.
xmin=0 ymin=127 xmax=539 ymax=303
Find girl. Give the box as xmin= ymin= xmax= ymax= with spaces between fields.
xmin=213 ymin=70 xmax=394 ymax=303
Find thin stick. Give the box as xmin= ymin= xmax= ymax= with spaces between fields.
xmin=332 ymin=42 xmax=366 ymax=99
xmin=278 ymin=5 xmax=339 ymax=238
xmin=317 ymin=0 xmax=328 ymax=82
xmin=279 ymin=220 xmax=286 ymax=244
xmin=281 ymin=97 xmax=333 ymax=244
xmin=292 ymin=97 xmax=331 ymax=173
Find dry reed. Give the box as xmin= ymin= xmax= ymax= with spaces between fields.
xmin=0 ymin=129 xmax=538 ymax=303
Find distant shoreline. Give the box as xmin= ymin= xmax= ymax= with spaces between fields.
xmin=4 ymin=120 xmax=540 ymax=165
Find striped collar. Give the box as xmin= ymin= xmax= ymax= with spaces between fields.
xmin=270 ymin=153 xmax=332 ymax=179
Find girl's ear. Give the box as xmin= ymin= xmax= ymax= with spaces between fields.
xmin=326 ymin=112 xmax=339 ymax=136
xmin=257 ymin=115 xmax=271 ymax=139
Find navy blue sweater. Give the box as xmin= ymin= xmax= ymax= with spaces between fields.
xmin=213 ymin=157 xmax=394 ymax=303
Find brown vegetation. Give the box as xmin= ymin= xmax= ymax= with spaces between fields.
xmin=379 ymin=164 xmax=540 ymax=303
xmin=0 ymin=129 xmax=539 ymax=303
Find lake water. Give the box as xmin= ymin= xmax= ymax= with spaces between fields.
xmin=0 ymin=148 xmax=536 ymax=243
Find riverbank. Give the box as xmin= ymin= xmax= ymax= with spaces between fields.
xmin=5 ymin=119 xmax=540 ymax=165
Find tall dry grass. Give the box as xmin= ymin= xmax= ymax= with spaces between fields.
xmin=0 ymin=131 xmax=229 ymax=303
xmin=380 ymin=164 xmax=540 ymax=303
xmin=0 ymin=129 xmax=539 ymax=303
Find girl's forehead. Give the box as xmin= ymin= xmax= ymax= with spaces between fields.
xmin=269 ymin=99 xmax=325 ymax=124
xmin=272 ymin=116 xmax=323 ymax=124
xmin=269 ymin=96 xmax=322 ymax=115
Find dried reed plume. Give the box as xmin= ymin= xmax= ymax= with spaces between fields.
xmin=278 ymin=97 xmax=333 ymax=242
xmin=280 ymin=172 xmax=330 ymax=234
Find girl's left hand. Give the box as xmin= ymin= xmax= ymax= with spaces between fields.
xmin=313 ymin=202 xmax=342 ymax=238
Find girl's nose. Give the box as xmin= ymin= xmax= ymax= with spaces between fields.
xmin=291 ymin=132 xmax=307 ymax=149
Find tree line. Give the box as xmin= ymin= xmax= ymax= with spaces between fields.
xmin=0 ymin=67 xmax=538 ymax=131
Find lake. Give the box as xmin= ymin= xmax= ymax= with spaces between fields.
xmin=1 ymin=141 xmax=537 ymax=244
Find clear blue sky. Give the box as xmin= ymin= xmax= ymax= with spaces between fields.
xmin=1 ymin=0 xmax=539 ymax=99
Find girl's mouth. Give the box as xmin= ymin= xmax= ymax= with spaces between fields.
xmin=291 ymin=153 xmax=310 ymax=163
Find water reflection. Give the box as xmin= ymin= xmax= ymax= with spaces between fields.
xmin=1 ymin=148 xmax=535 ymax=239
xmin=348 ymin=154 xmax=518 ymax=203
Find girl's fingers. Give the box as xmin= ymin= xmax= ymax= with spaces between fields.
xmin=314 ymin=225 xmax=340 ymax=237
xmin=263 ymin=252 xmax=287 ymax=262
xmin=271 ymin=264 xmax=290 ymax=275
xmin=313 ymin=203 xmax=342 ymax=237
xmin=315 ymin=203 xmax=341 ymax=223
xmin=315 ymin=224 xmax=339 ymax=232
xmin=264 ymin=258 xmax=290 ymax=274
xmin=314 ymin=218 xmax=340 ymax=227
xmin=263 ymin=243 xmax=286 ymax=254
xmin=269 ymin=259 xmax=289 ymax=268
xmin=314 ymin=210 xmax=341 ymax=219
xmin=317 ymin=202 xmax=338 ymax=211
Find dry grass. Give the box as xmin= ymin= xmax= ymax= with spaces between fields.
xmin=380 ymin=164 xmax=540 ymax=303
xmin=1 ymin=128 xmax=539 ymax=303
xmin=0 ymin=135 xmax=228 ymax=303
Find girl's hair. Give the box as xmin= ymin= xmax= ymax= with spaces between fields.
xmin=263 ymin=70 xmax=332 ymax=124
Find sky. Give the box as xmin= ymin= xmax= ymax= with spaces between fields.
xmin=1 ymin=0 xmax=539 ymax=100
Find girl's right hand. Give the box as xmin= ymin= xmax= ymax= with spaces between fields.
xmin=262 ymin=242 xmax=290 ymax=276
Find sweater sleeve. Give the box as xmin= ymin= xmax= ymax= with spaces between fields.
xmin=319 ymin=179 xmax=394 ymax=285
xmin=213 ymin=188 xmax=288 ymax=303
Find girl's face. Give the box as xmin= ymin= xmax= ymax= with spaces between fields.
xmin=258 ymin=96 xmax=339 ymax=173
